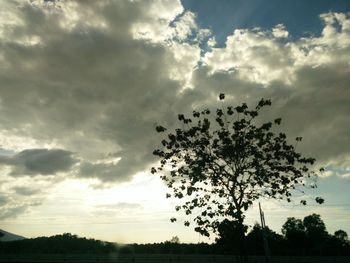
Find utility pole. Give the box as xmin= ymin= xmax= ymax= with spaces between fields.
xmin=259 ymin=202 xmax=270 ymax=262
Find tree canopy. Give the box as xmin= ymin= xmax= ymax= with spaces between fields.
xmin=282 ymin=217 xmax=305 ymax=237
xmin=152 ymin=94 xmax=322 ymax=238
xmin=334 ymin=229 xmax=348 ymax=242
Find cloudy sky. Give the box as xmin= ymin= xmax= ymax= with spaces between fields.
xmin=0 ymin=0 xmax=350 ymax=243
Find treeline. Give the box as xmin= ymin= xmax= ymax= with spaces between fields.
xmin=216 ymin=213 xmax=350 ymax=256
xmin=0 ymin=214 xmax=349 ymax=256
xmin=0 ymin=233 xmax=116 ymax=254
xmin=0 ymin=233 xmax=212 ymax=255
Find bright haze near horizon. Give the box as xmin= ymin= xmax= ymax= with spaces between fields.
xmin=0 ymin=0 xmax=350 ymax=244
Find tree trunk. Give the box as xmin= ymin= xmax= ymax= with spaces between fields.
xmin=235 ymin=214 xmax=248 ymax=263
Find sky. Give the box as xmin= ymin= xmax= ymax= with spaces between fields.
xmin=0 ymin=0 xmax=350 ymax=244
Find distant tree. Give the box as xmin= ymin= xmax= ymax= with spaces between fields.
xmin=246 ymin=223 xmax=284 ymax=256
xmin=303 ymin=214 xmax=328 ymax=255
xmin=334 ymin=230 xmax=348 ymax=242
xmin=303 ymin=214 xmax=327 ymax=240
xmin=330 ymin=229 xmax=350 ymax=255
xmin=0 ymin=231 xmax=4 ymax=238
xmin=282 ymin=217 xmax=307 ymax=254
xmin=282 ymin=217 xmax=305 ymax=238
xmin=152 ymin=94 xmax=322 ymax=260
xmin=216 ymin=219 xmax=246 ymax=255
xmin=168 ymin=236 xmax=180 ymax=244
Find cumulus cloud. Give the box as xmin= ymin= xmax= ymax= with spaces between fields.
xmin=194 ymin=12 xmax=350 ymax=172
xmin=272 ymin=24 xmax=289 ymax=38
xmin=0 ymin=0 xmax=349 ymax=199
xmin=0 ymin=0 xmax=203 ymax=184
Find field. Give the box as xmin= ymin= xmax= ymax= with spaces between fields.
xmin=0 ymin=254 xmax=350 ymax=263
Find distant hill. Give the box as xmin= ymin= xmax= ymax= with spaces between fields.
xmin=0 ymin=229 xmax=26 ymax=242
xmin=0 ymin=233 xmax=212 ymax=255
xmin=0 ymin=233 xmax=118 ymax=254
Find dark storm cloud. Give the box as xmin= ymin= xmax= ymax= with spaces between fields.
xmin=271 ymin=63 xmax=350 ymax=164
xmin=0 ymin=0 xmax=193 ymax=182
xmin=0 ymin=149 xmax=77 ymax=176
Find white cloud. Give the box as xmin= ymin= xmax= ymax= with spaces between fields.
xmin=272 ymin=24 xmax=289 ymax=38
xmin=173 ymin=11 xmax=197 ymax=41
xmin=196 ymin=12 xmax=350 ymax=174
xmin=203 ymin=28 xmax=296 ymax=85
xmin=131 ymin=0 xmax=184 ymax=42
xmin=168 ymin=41 xmax=201 ymax=88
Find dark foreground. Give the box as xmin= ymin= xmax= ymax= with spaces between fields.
xmin=1 ymin=254 xmax=350 ymax=263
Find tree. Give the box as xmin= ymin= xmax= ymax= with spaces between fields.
xmin=334 ymin=230 xmax=348 ymax=242
xmin=303 ymin=213 xmax=328 ymax=243
xmin=216 ymin=219 xmax=247 ymax=255
xmin=152 ymin=94 xmax=322 ymax=256
xmin=167 ymin=236 xmax=180 ymax=244
xmin=302 ymin=213 xmax=329 ymax=254
xmin=246 ymin=223 xmax=284 ymax=256
xmin=282 ymin=217 xmax=305 ymax=237
xmin=281 ymin=217 xmax=307 ymax=254
xmin=332 ymin=230 xmax=350 ymax=255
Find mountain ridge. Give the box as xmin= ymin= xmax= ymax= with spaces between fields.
xmin=0 ymin=229 xmax=26 ymax=242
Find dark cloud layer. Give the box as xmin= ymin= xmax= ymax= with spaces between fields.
xmin=0 ymin=149 xmax=76 ymax=176
xmin=0 ymin=0 xmax=192 ymax=183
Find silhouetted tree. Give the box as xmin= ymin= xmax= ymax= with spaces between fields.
xmin=281 ymin=214 xmax=336 ymax=255
xmin=167 ymin=236 xmax=180 ymax=244
xmin=152 ymin=94 xmax=322 ymax=261
xmin=281 ymin=217 xmax=307 ymax=254
xmin=245 ymin=223 xmax=284 ymax=256
xmin=216 ymin=219 xmax=247 ymax=255
xmin=303 ymin=213 xmax=328 ymax=254
xmin=334 ymin=229 xmax=348 ymax=242
xmin=329 ymin=229 xmax=350 ymax=256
